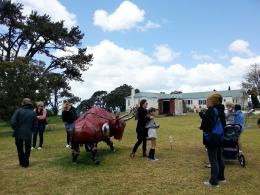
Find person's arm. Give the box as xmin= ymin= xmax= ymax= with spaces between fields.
xmin=62 ymin=111 xmax=66 ymax=122
xmin=33 ymin=113 xmax=38 ymax=133
xmin=199 ymin=108 xmax=215 ymax=132
xmin=72 ymin=107 xmax=78 ymax=121
xmin=10 ymin=109 xmax=19 ymax=130
xmin=37 ymin=109 xmax=47 ymax=120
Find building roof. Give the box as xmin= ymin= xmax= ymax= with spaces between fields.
xmin=126 ymin=89 xmax=246 ymax=100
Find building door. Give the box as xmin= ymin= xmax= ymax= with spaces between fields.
xmin=162 ymin=100 xmax=170 ymax=114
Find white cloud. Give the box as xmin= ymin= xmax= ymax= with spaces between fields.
xmin=93 ymin=1 xmax=145 ymax=31
xmin=191 ymin=51 xmax=213 ymax=61
xmin=13 ymin=0 xmax=77 ymax=28
xmin=153 ymin=45 xmax=180 ymax=63
xmin=69 ymin=40 xmax=260 ymax=99
xmin=229 ymin=39 xmax=254 ymax=57
xmin=138 ymin=20 xmax=161 ymax=32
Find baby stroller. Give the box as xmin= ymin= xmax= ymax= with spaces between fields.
xmin=222 ymin=124 xmax=246 ymax=167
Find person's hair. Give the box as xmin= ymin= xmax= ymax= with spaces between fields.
xmin=22 ymin=98 xmax=32 ymax=105
xmin=234 ymin=104 xmax=241 ymax=111
xmin=225 ymin=101 xmax=234 ymax=109
xmin=140 ymin=99 xmax=147 ymax=107
xmin=207 ymin=93 xmax=223 ymax=107
xmin=63 ymin=100 xmax=70 ymax=110
xmin=36 ymin=101 xmax=44 ymax=107
xmin=148 ymin=107 xmax=156 ymax=113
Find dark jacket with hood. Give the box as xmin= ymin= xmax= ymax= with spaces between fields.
xmin=11 ymin=104 xmax=38 ymax=141
xmin=136 ymin=106 xmax=148 ymax=139
xmin=199 ymin=104 xmax=226 ymax=147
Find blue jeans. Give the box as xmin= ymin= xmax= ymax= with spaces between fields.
xmin=65 ymin=123 xmax=75 ymax=145
xmin=207 ymin=147 xmax=225 ymax=185
xmin=33 ymin=123 xmax=45 ymax=147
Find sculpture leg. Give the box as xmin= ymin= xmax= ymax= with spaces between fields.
xmin=103 ymin=137 xmax=115 ymax=152
xmin=90 ymin=143 xmax=100 ymax=165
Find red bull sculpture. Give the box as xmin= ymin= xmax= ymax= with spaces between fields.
xmin=71 ymin=107 xmax=134 ymax=164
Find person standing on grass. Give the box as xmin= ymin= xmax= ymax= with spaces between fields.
xmin=198 ymin=93 xmax=226 ymax=187
xmin=32 ymin=101 xmax=47 ymax=150
xmin=130 ymin=99 xmax=148 ymax=158
xmin=146 ymin=107 xmax=160 ymax=161
xmin=11 ymin=98 xmax=37 ymax=168
xmin=62 ymin=100 xmax=78 ymax=148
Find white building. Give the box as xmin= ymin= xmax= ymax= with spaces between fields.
xmin=125 ymin=89 xmax=248 ymax=113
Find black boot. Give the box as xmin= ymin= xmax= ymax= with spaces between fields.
xmin=148 ymin=149 xmax=153 ymax=159
xmin=143 ymin=151 xmax=147 ymax=157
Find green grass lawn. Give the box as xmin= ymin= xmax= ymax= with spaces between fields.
xmin=0 ymin=113 xmax=260 ymax=195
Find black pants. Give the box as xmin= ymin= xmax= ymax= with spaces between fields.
xmin=207 ymin=146 xmax=225 ymax=185
xmin=15 ymin=138 xmax=31 ymax=167
xmin=132 ymin=138 xmax=147 ymax=154
xmin=67 ymin=131 xmax=72 ymax=145
xmin=33 ymin=123 xmax=45 ymax=147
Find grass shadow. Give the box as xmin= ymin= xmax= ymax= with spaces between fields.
xmin=49 ymin=146 xmax=125 ymax=169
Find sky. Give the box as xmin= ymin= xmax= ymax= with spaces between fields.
xmin=13 ymin=0 xmax=260 ymax=99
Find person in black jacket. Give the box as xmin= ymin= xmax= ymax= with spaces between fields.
xmin=198 ymin=93 xmax=226 ymax=187
xmin=62 ymin=100 xmax=78 ymax=148
xmin=130 ymin=99 xmax=149 ymax=158
xmin=11 ymin=98 xmax=38 ymax=168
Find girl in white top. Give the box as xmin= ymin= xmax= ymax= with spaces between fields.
xmin=146 ymin=107 xmax=160 ymax=160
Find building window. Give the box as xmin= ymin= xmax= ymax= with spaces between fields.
xmin=199 ymin=100 xmax=206 ymax=105
xmin=186 ymin=100 xmax=193 ymax=105
xmin=224 ymin=99 xmax=226 ymax=102
xmin=128 ymin=99 xmax=130 ymax=106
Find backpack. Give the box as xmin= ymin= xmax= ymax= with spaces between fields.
xmin=203 ymin=108 xmax=224 ymax=144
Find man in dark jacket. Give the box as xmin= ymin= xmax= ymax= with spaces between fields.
xmin=11 ymin=98 xmax=38 ymax=168
xmin=199 ymin=93 xmax=226 ymax=187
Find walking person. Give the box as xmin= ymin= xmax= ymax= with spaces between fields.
xmin=62 ymin=100 xmax=78 ymax=148
xmin=32 ymin=101 xmax=47 ymax=150
xmin=198 ymin=93 xmax=226 ymax=187
xmin=146 ymin=107 xmax=160 ymax=161
xmin=130 ymin=99 xmax=148 ymax=158
xmin=11 ymin=98 xmax=37 ymax=168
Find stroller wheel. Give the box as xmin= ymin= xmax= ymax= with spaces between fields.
xmin=238 ymin=154 xmax=246 ymax=167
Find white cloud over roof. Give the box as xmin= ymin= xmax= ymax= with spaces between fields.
xmin=229 ymin=39 xmax=255 ymax=57
xmin=93 ymin=1 xmax=145 ymax=32
xmin=69 ymin=39 xmax=260 ymax=99
xmin=13 ymin=0 xmax=77 ymax=28
xmin=153 ymin=45 xmax=180 ymax=63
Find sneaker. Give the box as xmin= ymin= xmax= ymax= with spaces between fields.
xmin=149 ymin=158 xmax=159 ymax=161
xmin=65 ymin=144 xmax=71 ymax=148
xmin=37 ymin=147 xmax=42 ymax=150
xmin=219 ymin=179 xmax=226 ymax=183
xmin=130 ymin=153 xmax=135 ymax=159
xmin=31 ymin=147 xmax=35 ymax=150
xmin=203 ymin=181 xmax=219 ymax=188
